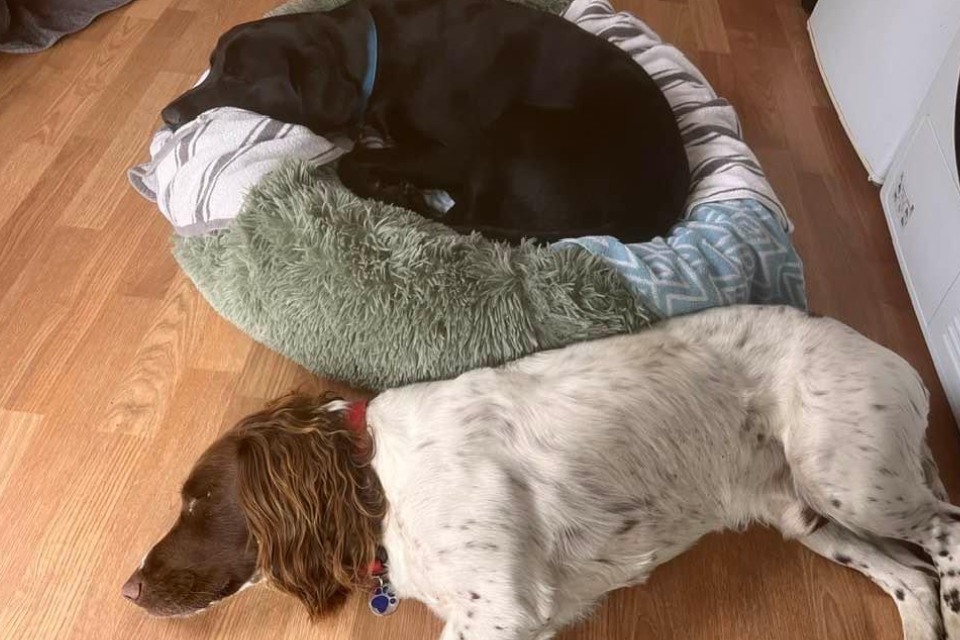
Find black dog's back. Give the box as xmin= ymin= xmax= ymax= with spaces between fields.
xmin=361 ymin=0 xmax=690 ymax=242
xmin=447 ymin=100 xmax=687 ymax=243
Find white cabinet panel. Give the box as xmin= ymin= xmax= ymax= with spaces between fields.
xmin=810 ymin=0 xmax=960 ymax=182
xmin=882 ymin=118 xmax=960 ymax=323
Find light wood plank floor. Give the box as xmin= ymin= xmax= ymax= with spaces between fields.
xmin=1 ymin=0 xmax=958 ymax=638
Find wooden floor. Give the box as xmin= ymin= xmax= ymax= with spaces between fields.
xmin=0 ymin=0 xmax=958 ymax=638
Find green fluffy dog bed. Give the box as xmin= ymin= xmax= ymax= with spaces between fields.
xmin=176 ymin=163 xmax=652 ymax=388
xmin=129 ymin=0 xmax=805 ymax=389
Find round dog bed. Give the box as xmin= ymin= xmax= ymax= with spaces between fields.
xmin=129 ymin=0 xmax=806 ymax=389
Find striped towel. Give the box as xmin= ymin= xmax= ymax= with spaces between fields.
xmin=128 ymin=73 xmax=346 ymax=236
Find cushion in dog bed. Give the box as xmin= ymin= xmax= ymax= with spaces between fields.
xmin=129 ymin=0 xmax=806 ymax=389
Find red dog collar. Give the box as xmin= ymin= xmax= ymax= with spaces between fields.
xmin=342 ymin=401 xmax=384 ymax=581
xmin=345 ymin=400 xmax=368 ymax=434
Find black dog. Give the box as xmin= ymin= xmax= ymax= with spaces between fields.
xmin=161 ymin=0 xmax=689 ymax=244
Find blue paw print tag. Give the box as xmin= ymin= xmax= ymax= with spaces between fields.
xmin=368 ymin=579 xmax=399 ymax=617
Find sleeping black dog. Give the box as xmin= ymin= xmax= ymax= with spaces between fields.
xmin=161 ymin=0 xmax=689 ymax=244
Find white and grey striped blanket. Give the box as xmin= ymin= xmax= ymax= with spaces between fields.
xmin=130 ymin=113 xmax=346 ymax=236
xmin=129 ymin=0 xmax=791 ymax=236
xmin=129 ymin=75 xmax=347 ymax=236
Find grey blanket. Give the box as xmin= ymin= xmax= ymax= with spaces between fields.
xmin=0 ymin=0 xmax=133 ymax=53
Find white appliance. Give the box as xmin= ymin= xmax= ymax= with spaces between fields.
xmin=880 ymin=28 xmax=960 ymax=423
xmin=809 ymin=0 xmax=960 ymax=182
xmin=810 ymin=1 xmax=960 ymax=423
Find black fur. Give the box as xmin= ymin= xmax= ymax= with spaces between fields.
xmin=160 ymin=0 xmax=689 ymax=244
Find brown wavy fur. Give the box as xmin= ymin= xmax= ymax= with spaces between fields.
xmin=231 ymin=392 xmax=385 ymax=618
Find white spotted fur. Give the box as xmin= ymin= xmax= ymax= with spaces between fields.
xmin=359 ymin=305 xmax=960 ymax=640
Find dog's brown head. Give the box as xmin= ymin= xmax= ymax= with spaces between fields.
xmin=122 ymin=393 xmax=384 ymax=618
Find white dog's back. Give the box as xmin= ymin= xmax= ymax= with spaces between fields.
xmin=369 ymin=305 xmax=947 ymax=639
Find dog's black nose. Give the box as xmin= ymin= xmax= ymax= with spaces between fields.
xmin=161 ymin=105 xmax=183 ymax=129
xmin=122 ymin=572 xmax=143 ymax=601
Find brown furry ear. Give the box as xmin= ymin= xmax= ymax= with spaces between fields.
xmin=232 ymin=393 xmax=385 ymax=618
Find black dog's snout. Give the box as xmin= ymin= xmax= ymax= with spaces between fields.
xmin=161 ymin=104 xmax=184 ymax=129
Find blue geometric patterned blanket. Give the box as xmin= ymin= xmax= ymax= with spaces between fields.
xmin=554 ymin=199 xmax=807 ymax=317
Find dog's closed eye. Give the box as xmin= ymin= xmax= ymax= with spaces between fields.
xmin=182 ymin=491 xmax=212 ymax=516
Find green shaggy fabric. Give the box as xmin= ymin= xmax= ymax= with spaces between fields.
xmin=174 ymin=165 xmax=655 ymax=389
xmin=173 ymin=0 xmax=655 ymax=390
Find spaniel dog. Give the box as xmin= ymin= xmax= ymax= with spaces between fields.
xmin=124 ymin=305 xmax=958 ymax=640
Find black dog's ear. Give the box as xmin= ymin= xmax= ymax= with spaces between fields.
xmin=287 ymin=46 xmax=323 ymax=97
xmin=287 ymin=43 xmax=360 ymax=133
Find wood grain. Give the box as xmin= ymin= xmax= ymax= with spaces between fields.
xmin=0 ymin=0 xmax=957 ymax=638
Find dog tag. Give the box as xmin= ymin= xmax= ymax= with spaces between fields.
xmin=368 ymin=578 xmax=400 ymax=617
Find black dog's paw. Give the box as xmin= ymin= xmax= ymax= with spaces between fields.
xmin=338 ymin=154 xmax=432 ymax=215
xmin=337 ymin=152 xmax=377 ymax=194
xmin=373 ymin=180 xmax=434 ymax=215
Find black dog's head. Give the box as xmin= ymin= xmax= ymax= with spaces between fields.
xmin=161 ymin=13 xmax=367 ymax=134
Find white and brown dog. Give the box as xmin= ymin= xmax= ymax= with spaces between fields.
xmin=124 ymin=305 xmax=956 ymax=640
